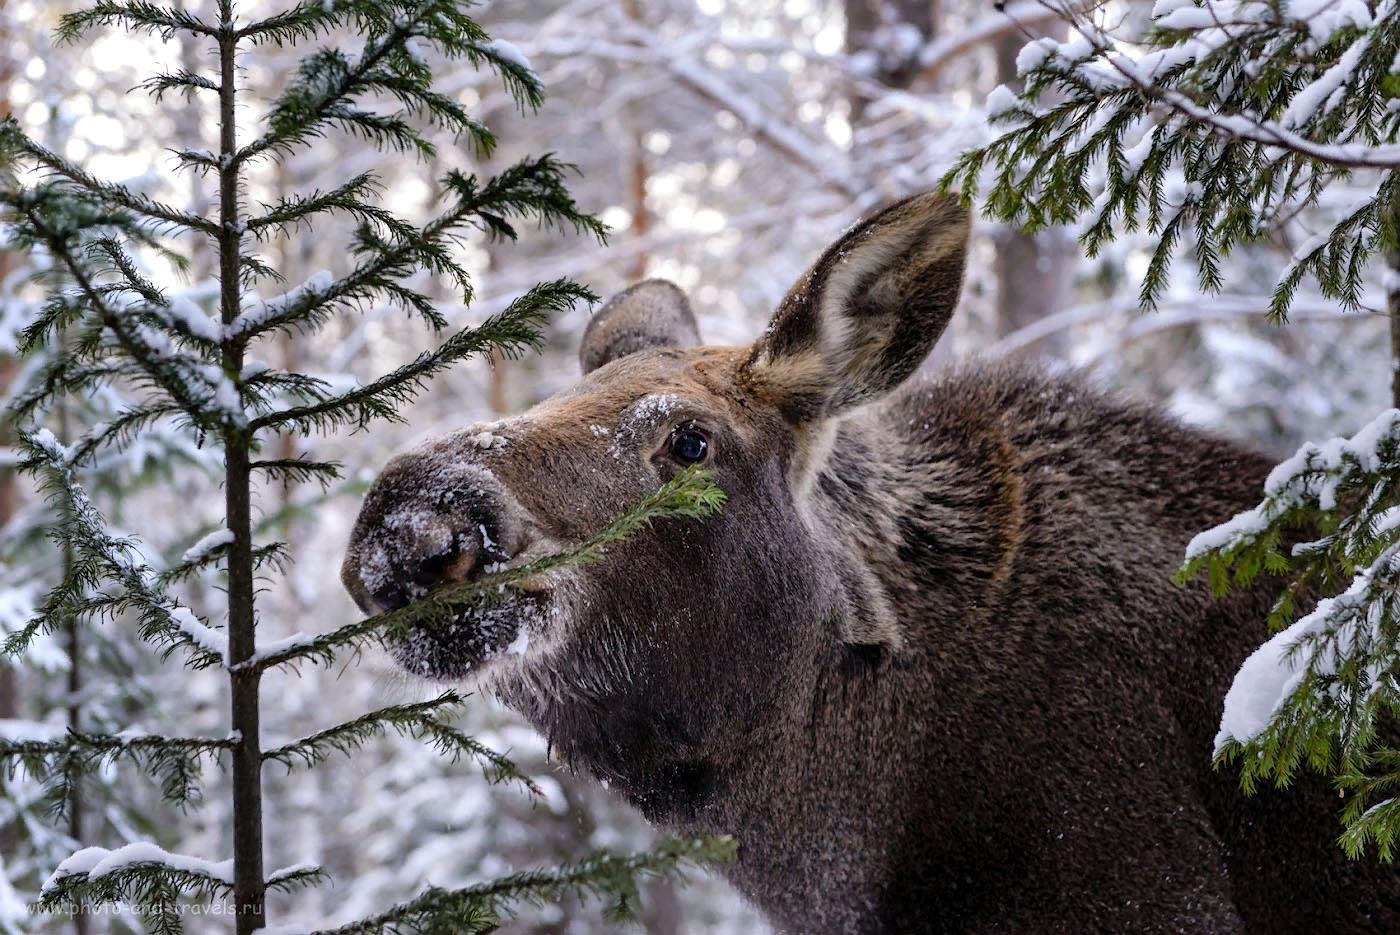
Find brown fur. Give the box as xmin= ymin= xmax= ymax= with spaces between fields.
xmin=342 ymin=193 xmax=1400 ymax=933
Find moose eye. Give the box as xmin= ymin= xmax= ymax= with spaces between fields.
xmin=667 ymin=426 xmax=709 ymax=464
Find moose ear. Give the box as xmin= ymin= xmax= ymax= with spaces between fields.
xmin=741 ymin=192 xmax=970 ymax=420
xmin=579 ymin=279 xmax=701 ymax=375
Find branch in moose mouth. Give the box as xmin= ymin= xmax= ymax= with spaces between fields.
xmin=233 ymin=467 xmax=727 ymax=676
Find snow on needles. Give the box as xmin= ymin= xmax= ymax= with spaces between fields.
xmin=171 ymin=606 xmax=228 ymax=661
xmin=1200 ymin=409 xmax=1400 ymax=754
xmin=1214 ymin=544 xmax=1398 ymax=755
xmin=43 ymin=843 xmax=235 ymax=894
xmin=483 ymin=39 xmax=534 ymax=76
xmin=181 ymin=528 xmax=235 ymax=564
xmin=1186 ymin=408 xmax=1400 ymax=560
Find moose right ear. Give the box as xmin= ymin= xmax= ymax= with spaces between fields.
xmin=740 ymin=192 xmax=970 ymax=421
xmin=579 ymin=279 xmax=701 ymax=375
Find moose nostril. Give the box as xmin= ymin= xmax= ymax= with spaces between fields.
xmin=411 ymin=542 xmax=460 ymax=592
xmin=371 ymin=579 xmax=409 ymax=613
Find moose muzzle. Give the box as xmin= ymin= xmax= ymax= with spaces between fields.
xmin=340 ymin=427 xmax=542 ymax=677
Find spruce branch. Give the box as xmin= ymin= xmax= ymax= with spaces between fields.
xmin=6 ymin=431 xmax=226 ymax=668
xmin=2 ymin=120 xmax=217 ymax=234
xmin=248 ymin=279 xmax=587 ymax=436
xmin=235 ymin=2 xmax=493 ymax=168
xmin=0 ymin=730 xmax=235 ymax=816
xmin=56 ymin=0 xmax=220 ymax=43
xmin=17 ymin=205 xmax=239 ymax=430
xmin=36 ymin=847 xmax=321 ymax=935
xmin=139 ymin=69 xmax=220 ymax=102
xmin=234 ymin=0 xmax=342 ymax=45
xmin=249 ymin=456 xmax=343 ymax=489
xmin=1178 ymin=409 xmax=1400 ymax=854
xmin=244 ymin=172 xmax=415 ymax=240
xmin=226 ymin=155 xmax=603 ymax=344
xmin=261 ymin=691 xmax=541 ymax=794
xmin=312 ymin=835 xmax=738 ymax=935
xmin=238 ymin=466 xmax=726 ymax=674
xmin=944 ymin=0 xmax=1400 ymax=318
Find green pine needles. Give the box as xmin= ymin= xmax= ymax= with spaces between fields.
xmin=948 ymin=0 xmax=1400 ymax=858
xmin=0 ymin=0 xmax=731 ymax=931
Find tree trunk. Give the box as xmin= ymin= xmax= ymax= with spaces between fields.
xmin=216 ymin=10 xmax=266 ymax=930
xmin=845 ymin=0 xmax=938 ymax=122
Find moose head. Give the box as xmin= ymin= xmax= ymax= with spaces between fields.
xmin=341 ymin=192 xmax=969 ymax=816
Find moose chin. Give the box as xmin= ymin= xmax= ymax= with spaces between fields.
xmin=342 ymin=192 xmax=1400 ymax=933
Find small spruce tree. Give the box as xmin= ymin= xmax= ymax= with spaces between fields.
xmin=945 ymin=0 xmax=1400 ymax=858
xmin=0 ymin=1 xmax=732 ymax=931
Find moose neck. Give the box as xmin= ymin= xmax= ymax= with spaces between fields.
xmin=670 ymin=408 xmax=1028 ymax=930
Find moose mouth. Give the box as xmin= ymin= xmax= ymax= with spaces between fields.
xmin=391 ymin=590 xmax=547 ymax=680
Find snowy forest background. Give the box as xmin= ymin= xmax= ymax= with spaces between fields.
xmin=0 ymin=0 xmax=1391 ymax=932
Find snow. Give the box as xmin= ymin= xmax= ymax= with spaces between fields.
xmin=611 ymin=393 xmax=681 ymax=460
xmin=466 ymin=431 xmax=508 ymax=451
xmin=181 ymin=528 xmax=234 ymax=564
xmin=44 ymin=843 xmax=235 ymax=893
xmin=42 ymin=848 xmax=109 ymax=894
xmin=985 ymin=84 xmax=1020 ymax=120
xmin=1188 ymin=409 xmax=1400 ymax=560
xmin=1184 ymin=504 xmax=1269 ymax=560
xmin=484 ymin=39 xmax=534 ymax=76
xmin=1015 ymin=37 xmax=1058 ymax=76
xmin=1121 ymin=130 xmax=1157 ymax=178
xmin=236 ymin=631 xmax=317 ymax=669
xmin=228 ymin=270 xmax=334 ymax=338
xmin=1263 ymin=409 xmax=1400 ymax=492
xmin=267 ymin=860 xmax=321 ymax=883
xmin=1281 ymin=28 xmax=1370 ymax=128
xmin=170 ymin=606 xmax=228 ymax=662
xmin=1214 ymin=612 xmax=1321 ymax=754
xmin=30 ymin=428 xmax=72 ymax=464
xmin=1281 ymin=0 xmax=1374 ymax=42
xmin=162 ymin=295 xmax=222 ymax=343
xmin=1214 ymin=545 xmax=1396 ymax=754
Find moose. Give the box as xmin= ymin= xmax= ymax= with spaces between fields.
xmin=342 ymin=193 xmax=1400 ymax=932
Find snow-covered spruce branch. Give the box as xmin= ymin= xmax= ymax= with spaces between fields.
xmin=234 ymin=1 xmax=498 ymax=167
xmin=0 ymin=729 xmax=235 ymax=814
xmin=0 ymin=183 xmax=193 ymax=356
xmin=38 ymin=844 xmax=323 ymax=935
xmin=944 ymin=0 xmax=1400 ymax=317
xmin=16 ymin=204 xmax=239 ymax=431
xmin=1004 ymin=0 xmax=1400 ymax=167
xmin=4 ymin=431 xmax=225 ymax=669
xmin=236 ymin=466 xmax=727 ymax=675
xmin=225 ymin=155 xmax=603 ymax=343
xmin=249 ymin=280 xmax=585 ymax=435
xmin=0 ymin=120 xmax=216 ymax=234
xmin=260 ymin=691 xmax=541 ymax=794
xmin=159 ymin=533 xmax=287 ymax=586
xmin=1180 ymin=409 xmax=1400 ymax=852
xmin=312 ymin=835 xmax=738 ymax=935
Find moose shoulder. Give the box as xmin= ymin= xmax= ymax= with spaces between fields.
xmin=342 ymin=193 xmax=1399 ymax=933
